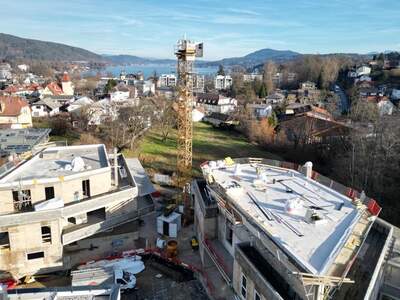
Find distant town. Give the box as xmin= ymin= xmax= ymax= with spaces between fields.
xmin=0 ymin=30 xmax=399 ymax=300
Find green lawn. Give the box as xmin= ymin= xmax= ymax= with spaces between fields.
xmin=129 ymin=122 xmax=281 ymax=176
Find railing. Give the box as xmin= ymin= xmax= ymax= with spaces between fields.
xmin=0 ymin=186 xmax=136 ymax=227
xmin=62 ymin=202 xmax=154 ymax=245
xmin=203 ymin=238 xmax=231 ymax=285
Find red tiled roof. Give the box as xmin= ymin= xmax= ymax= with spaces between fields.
xmin=0 ymin=96 xmax=29 ymax=117
xmin=46 ymin=82 xmax=63 ymax=95
xmin=62 ymin=72 xmax=71 ymax=82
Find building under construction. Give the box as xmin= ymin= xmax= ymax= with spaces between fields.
xmin=191 ymin=157 xmax=398 ymax=300
xmin=0 ymin=144 xmax=155 ymax=279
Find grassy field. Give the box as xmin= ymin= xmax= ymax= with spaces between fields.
xmin=129 ymin=122 xmax=281 ymax=176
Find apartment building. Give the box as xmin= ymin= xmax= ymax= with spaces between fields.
xmin=159 ymin=74 xmax=177 ymax=88
xmin=0 ymin=144 xmax=153 ymax=278
xmin=193 ymin=74 xmax=205 ymax=93
xmin=192 ymin=157 xmax=393 ymax=300
xmin=215 ymin=75 xmax=232 ymax=90
xmin=243 ymin=74 xmax=263 ymax=82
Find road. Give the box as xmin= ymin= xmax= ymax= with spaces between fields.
xmin=334 ymin=84 xmax=350 ymax=113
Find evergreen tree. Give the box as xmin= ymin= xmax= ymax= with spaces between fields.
xmin=317 ymin=70 xmax=323 ymax=89
xmin=104 ymin=79 xmax=117 ymax=93
xmin=217 ymin=64 xmax=225 ymax=76
xmin=258 ymin=83 xmax=267 ymax=98
xmin=268 ymin=112 xmax=278 ymax=127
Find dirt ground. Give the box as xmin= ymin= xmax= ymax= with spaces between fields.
xmin=123 ymin=255 xmax=209 ymax=300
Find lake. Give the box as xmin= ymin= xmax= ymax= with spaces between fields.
xmin=84 ymin=64 xmax=218 ymax=78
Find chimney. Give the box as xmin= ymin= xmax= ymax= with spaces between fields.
xmin=114 ymin=147 xmax=119 ymax=187
xmin=303 ymin=161 xmax=313 ymax=179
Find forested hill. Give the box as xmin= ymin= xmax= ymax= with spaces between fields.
xmin=0 ymin=33 xmax=104 ymax=62
xmin=200 ymin=48 xmax=301 ymax=67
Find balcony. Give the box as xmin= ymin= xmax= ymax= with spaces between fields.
xmin=0 ymin=186 xmax=137 ymax=227
xmin=235 ymin=243 xmax=297 ymax=300
xmin=203 ymin=238 xmax=233 ymax=285
xmin=0 ymin=154 xmax=138 ymax=227
xmin=62 ymin=196 xmax=154 ymax=245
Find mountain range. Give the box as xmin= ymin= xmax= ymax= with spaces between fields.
xmin=0 ymin=32 xmax=388 ymax=68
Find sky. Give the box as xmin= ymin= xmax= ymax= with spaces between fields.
xmin=0 ymin=0 xmax=399 ymax=60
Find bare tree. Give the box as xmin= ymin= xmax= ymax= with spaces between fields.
xmin=101 ymin=102 xmax=155 ymax=151
xmin=152 ymin=97 xmax=176 ymax=142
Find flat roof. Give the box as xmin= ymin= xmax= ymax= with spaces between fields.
xmin=125 ymin=158 xmax=155 ymax=197
xmin=0 ymin=128 xmax=51 ymax=155
xmin=203 ymin=161 xmax=362 ymax=275
xmin=0 ymin=144 xmax=109 ymax=183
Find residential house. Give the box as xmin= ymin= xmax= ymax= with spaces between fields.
xmin=245 ymin=102 xmax=273 ymax=119
xmin=135 ymin=80 xmax=155 ymax=97
xmin=355 ymin=75 xmax=372 ymax=83
xmin=0 ymin=96 xmax=32 ymax=129
xmin=66 ymin=96 xmax=94 ymax=113
xmin=109 ymin=84 xmax=133 ymax=102
xmin=31 ymin=98 xmax=61 ymax=117
xmin=156 ymin=86 xmax=176 ymax=100
xmin=0 ymin=144 xmax=154 ymax=278
xmin=43 ymin=82 xmax=64 ymax=96
xmin=356 ymin=65 xmax=372 ymax=77
xmin=301 ymin=81 xmax=317 ymax=90
xmin=47 ymin=95 xmax=75 ymax=107
xmin=17 ymin=64 xmax=29 ymax=72
xmin=215 ymin=75 xmax=232 ymax=90
xmin=266 ymin=91 xmax=285 ymax=104
xmin=298 ymin=82 xmax=320 ymax=104
xmin=192 ymin=107 xmax=205 ymax=122
xmin=195 ymin=93 xmax=237 ymax=114
xmin=0 ymin=63 xmax=12 ymax=82
xmin=203 ymin=112 xmax=238 ymax=128
xmin=278 ymin=104 xmax=351 ymax=144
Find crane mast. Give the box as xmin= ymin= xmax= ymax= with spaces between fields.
xmin=175 ymin=39 xmax=203 ymax=188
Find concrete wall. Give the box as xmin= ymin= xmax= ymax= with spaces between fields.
xmin=233 ymin=257 xmax=275 ymax=300
xmin=192 ymin=181 xmax=218 ymax=268
xmin=0 ymin=219 xmax=63 ymax=278
xmin=64 ymin=222 xmax=140 ymax=268
xmin=0 ymin=169 xmax=112 ymax=214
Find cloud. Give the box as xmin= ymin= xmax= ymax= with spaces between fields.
xmin=112 ymin=15 xmax=143 ymax=26
xmin=227 ymin=8 xmax=260 ymax=16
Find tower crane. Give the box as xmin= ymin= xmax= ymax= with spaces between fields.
xmin=174 ymin=39 xmax=203 ymax=189
xmin=171 ymin=38 xmax=203 ymax=222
